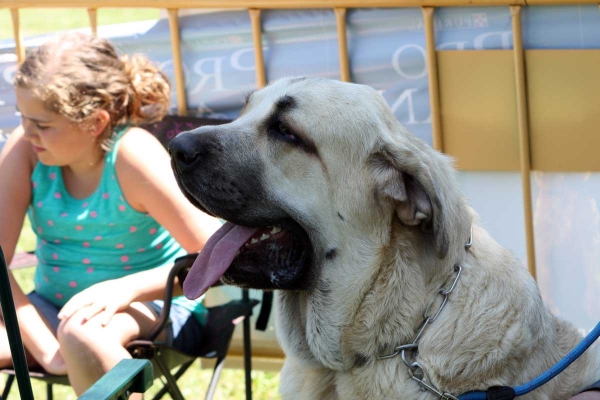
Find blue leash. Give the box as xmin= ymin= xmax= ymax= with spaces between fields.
xmin=459 ymin=321 xmax=600 ymax=400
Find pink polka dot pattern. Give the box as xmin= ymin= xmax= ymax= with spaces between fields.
xmin=49 ymin=173 xmax=56 ymax=180
xmin=30 ymin=154 xmax=180 ymax=303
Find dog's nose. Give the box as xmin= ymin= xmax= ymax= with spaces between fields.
xmin=169 ymin=136 xmax=201 ymax=169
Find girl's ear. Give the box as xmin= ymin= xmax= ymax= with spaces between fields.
xmin=87 ymin=110 xmax=111 ymax=138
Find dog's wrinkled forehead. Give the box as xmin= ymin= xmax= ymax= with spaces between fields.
xmin=250 ymin=77 xmax=387 ymax=122
xmin=242 ymin=77 xmax=392 ymax=153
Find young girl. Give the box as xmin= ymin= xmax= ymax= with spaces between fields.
xmin=0 ymin=32 xmax=221 ymax=395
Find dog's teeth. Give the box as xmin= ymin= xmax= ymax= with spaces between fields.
xmin=270 ymin=227 xmax=281 ymax=234
xmin=250 ymin=238 xmax=259 ymax=244
xmin=260 ymin=234 xmax=270 ymax=241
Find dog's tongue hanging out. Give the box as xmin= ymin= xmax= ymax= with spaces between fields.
xmin=183 ymin=222 xmax=257 ymax=299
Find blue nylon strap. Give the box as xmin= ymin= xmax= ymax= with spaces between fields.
xmin=459 ymin=321 xmax=600 ymax=400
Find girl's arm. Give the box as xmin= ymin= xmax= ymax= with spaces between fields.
xmin=117 ymin=127 xmax=221 ymax=300
xmin=0 ymin=127 xmax=66 ymax=375
xmin=117 ymin=127 xmax=222 ymax=254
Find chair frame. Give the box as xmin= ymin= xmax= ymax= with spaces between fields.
xmin=0 ymin=251 xmax=259 ymax=400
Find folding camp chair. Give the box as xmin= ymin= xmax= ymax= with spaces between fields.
xmin=1 ymin=253 xmax=259 ymax=400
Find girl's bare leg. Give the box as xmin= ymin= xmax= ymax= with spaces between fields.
xmin=57 ymin=302 xmax=166 ymax=397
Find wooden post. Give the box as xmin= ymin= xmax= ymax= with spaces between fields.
xmin=422 ymin=6 xmax=443 ymax=152
xmin=249 ymin=9 xmax=267 ymax=88
xmin=511 ymin=5 xmax=537 ymax=280
xmin=10 ymin=8 xmax=25 ymax=64
xmin=167 ymin=8 xmax=187 ymax=115
xmin=88 ymin=8 xmax=98 ymax=36
xmin=334 ymin=7 xmax=351 ymax=82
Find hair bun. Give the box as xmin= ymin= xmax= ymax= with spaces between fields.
xmin=121 ymin=54 xmax=171 ymax=125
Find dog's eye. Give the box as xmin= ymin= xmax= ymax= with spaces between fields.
xmin=269 ymin=121 xmax=299 ymax=143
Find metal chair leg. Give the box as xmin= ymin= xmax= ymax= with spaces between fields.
xmin=46 ymin=383 xmax=53 ymax=400
xmin=242 ymin=289 xmax=253 ymax=400
xmin=0 ymin=248 xmax=34 ymax=400
xmin=204 ymin=356 xmax=226 ymax=400
xmin=2 ymin=374 xmax=15 ymax=399
xmin=150 ymin=359 xmax=195 ymax=400
xmin=154 ymin=357 xmax=185 ymax=400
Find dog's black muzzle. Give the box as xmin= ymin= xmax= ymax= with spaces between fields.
xmin=169 ymin=128 xmax=224 ymax=173
xmin=169 ymin=126 xmax=316 ymax=292
xmin=168 ymin=127 xmax=287 ymax=227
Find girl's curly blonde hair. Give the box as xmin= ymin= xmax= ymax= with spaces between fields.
xmin=14 ymin=32 xmax=171 ymax=150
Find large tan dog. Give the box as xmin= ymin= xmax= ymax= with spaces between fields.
xmin=169 ymin=77 xmax=600 ymax=399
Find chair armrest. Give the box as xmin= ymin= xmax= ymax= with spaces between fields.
xmin=144 ymin=253 xmax=198 ymax=342
xmin=79 ymin=359 xmax=153 ymax=399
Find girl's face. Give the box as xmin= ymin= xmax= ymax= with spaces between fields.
xmin=15 ymin=87 xmax=101 ymax=168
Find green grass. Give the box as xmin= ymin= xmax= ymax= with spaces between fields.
xmin=0 ymin=8 xmax=161 ymax=40
xmin=3 ymin=6 xmax=283 ymax=396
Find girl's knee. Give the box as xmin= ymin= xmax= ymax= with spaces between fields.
xmin=57 ymin=314 xmax=99 ymax=348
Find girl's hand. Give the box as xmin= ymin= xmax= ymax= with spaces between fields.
xmin=58 ymin=279 xmax=135 ymax=326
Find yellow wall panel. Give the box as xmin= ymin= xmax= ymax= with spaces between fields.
xmin=438 ymin=50 xmax=520 ymax=171
xmin=526 ymin=50 xmax=600 ymax=172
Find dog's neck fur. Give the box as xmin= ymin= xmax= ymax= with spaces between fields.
xmin=278 ymin=219 xmax=600 ymax=399
xmin=277 ymin=203 xmax=473 ymax=373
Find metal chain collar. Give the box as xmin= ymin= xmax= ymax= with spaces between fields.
xmin=376 ymin=227 xmax=472 ymax=400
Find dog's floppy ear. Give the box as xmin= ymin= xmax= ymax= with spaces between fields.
xmin=370 ymin=144 xmax=449 ymax=258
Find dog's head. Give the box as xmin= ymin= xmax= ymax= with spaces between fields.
xmin=170 ymin=77 xmax=469 ymax=299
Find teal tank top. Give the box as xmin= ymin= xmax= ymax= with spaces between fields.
xmin=28 ymin=126 xmax=206 ymax=325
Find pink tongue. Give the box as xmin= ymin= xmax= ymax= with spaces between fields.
xmin=183 ymin=222 xmax=258 ymax=299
